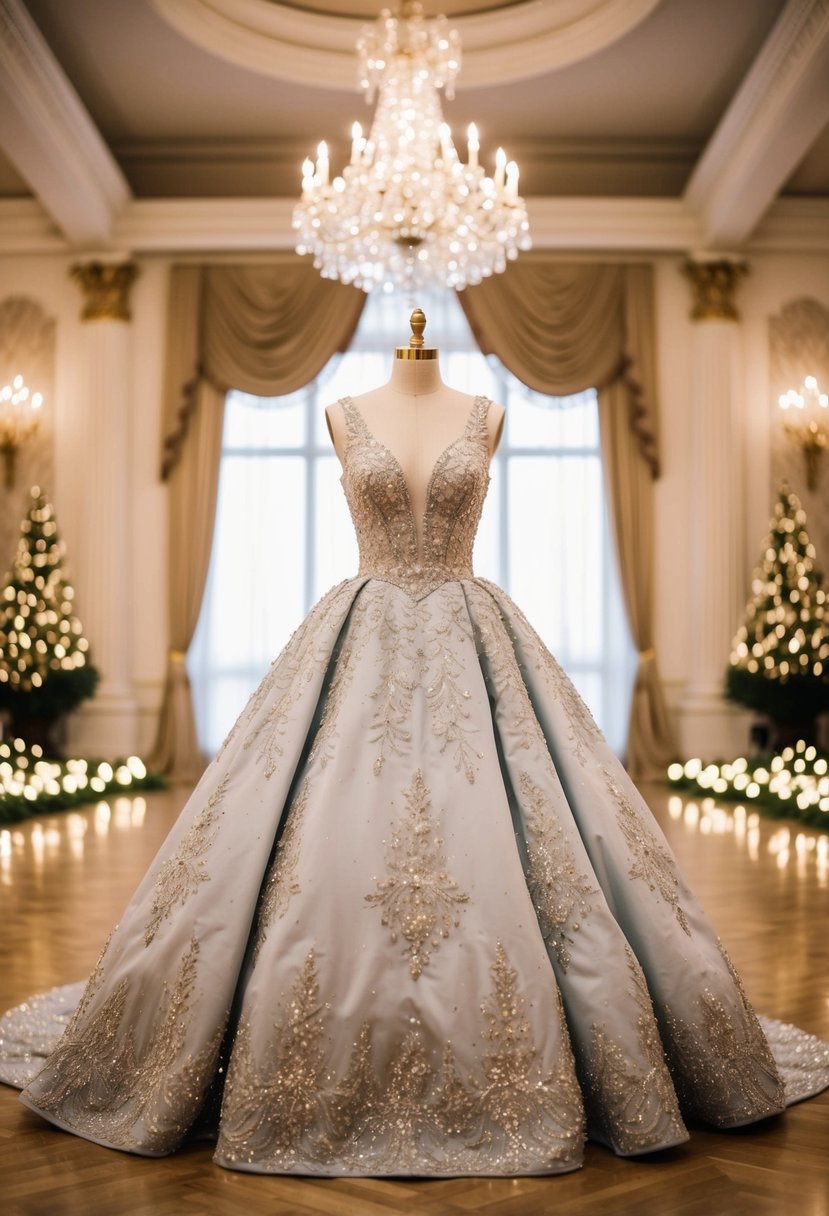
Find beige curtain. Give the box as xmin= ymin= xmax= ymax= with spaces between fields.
xmin=150 ymin=260 xmax=365 ymax=780
xmin=460 ymin=259 xmax=675 ymax=776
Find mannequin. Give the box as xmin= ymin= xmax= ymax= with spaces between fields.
xmin=326 ymin=308 xmax=505 ymax=537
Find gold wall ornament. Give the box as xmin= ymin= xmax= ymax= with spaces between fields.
xmin=683 ymin=259 xmax=748 ymax=322
xmin=71 ymin=261 xmax=139 ymax=322
xmin=779 ymin=376 xmax=829 ymax=491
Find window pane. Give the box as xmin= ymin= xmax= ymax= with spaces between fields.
xmin=314 ymin=455 xmax=360 ymax=600
xmin=223 ymin=388 xmax=305 ymax=450
xmin=189 ymin=454 xmax=306 ymax=752
xmin=191 ymin=289 xmax=635 ymax=761
xmin=506 ymin=387 xmax=599 ymax=449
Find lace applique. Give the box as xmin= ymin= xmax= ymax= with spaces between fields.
xmin=584 ymin=945 xmax=685 ymax=1154
xmin=253 ymin=781 xmax=311 ymax=956
xmin=463 ymin=584 xmax=541 ymax=756
xmin=518 ymin=771 xmax=596 ymax=971
xmin=339 ymin=396 xmax=490 ymax=602
xmin=365 ymin=771 xmax=470 ymax=979
xmin=67 ymin=930 xmax=114 ymax=1030
xmin=218 ymin=579 xmax=355 ymax=766
xmin=660 ymin=938 xmax=785 ymax=1125
xmin=216 ymin=943 xmax=584 ymax=1174
xmin=663 ymin=981 xmax=785 ymax=1126
xmin=306 ymin=586 xmax=378 ymax=770
xmin=28 ymin=939 xmax=225 ymax=1154
xmin=422 ymin=592 xmax=482 ymax=784
xmin=369 ymin=591 xmax=422 ymax=776
xmin=144 ymin=776 xmax=229 ymax=946
xmin=243 ymin=580 xmax=358 ymax=778
xmin=603 ymin=768 xmax=692 ymax=936
xmin=473 ymin=942 xmax=582 ymax=1162
xmin=218 ymin=951 xmax=325 ymax=1167
xmin=477 ymin=581 xmax=605 ymax=766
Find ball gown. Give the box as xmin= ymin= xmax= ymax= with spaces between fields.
xmin=1 ymin=393 xmax=828 ymax=1176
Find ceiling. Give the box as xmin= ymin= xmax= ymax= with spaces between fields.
xmin=0 ymin=0 xmax=827 ymax=254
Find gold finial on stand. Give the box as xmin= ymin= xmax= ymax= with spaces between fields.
xmin=396 ymin=307 xmax=438 ymax=360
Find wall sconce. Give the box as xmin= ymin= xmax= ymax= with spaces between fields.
xmin=0 ymin=375 xmax=43 ymax=489
xmin=778 ymin=375 xmax=828 ymax=492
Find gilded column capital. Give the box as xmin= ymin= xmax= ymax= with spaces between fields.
xmin=71 ymin=261 xmax=139 ymax=322
xmin=682 ymin=258 xmax=748 ymax=322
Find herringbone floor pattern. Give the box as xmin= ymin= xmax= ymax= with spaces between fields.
xmin=1 ymin=784 xmax=826 ymax=1216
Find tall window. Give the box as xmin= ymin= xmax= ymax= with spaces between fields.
xmin=189 ymin=291 xmax=635 ymax=755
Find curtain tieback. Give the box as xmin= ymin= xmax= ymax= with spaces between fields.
xmin=638 ymin=647 xmax=655 ymax=662
xmin=169 ymin=648 xmax=187 ymax=665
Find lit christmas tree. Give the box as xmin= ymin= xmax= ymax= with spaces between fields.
xmin=0 ymin=487 xmax=98 ymax=748
xmin=727 ymin=485 xmax=828 ymax=742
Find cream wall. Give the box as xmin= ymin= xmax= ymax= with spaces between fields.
xmin=653 ymin=251 xmax=829 ymax=756
xmin=0 ymin=253 xmax=169 ymax=755
xmin=0 ymin=250 xmax=826 ymax=761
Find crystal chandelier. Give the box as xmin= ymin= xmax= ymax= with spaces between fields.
xmin=293 ymin=1 xmax=531 ymax=293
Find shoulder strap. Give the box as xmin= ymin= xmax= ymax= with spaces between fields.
xmin=338 ymin=396 xmax=368 ymax=449
xmin=465 ymin=395 xmax=492 ymax=445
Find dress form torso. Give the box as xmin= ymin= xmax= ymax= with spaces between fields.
xmin=326 ymin=353 xmax=505 ymax=538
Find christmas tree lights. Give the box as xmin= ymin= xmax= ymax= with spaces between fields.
xmin=0 ymin=487 xmax=98 ymax=745
xmin=726 ymin=485 xmax=828 ymax=735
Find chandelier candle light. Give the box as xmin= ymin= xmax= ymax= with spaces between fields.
xmin=293 ymin=1 xmax=531 ymax=292
xmin=0 ymin=375 xmax=43 ymax=489
xmin=778 ymin=375 xmax=828 ymax=491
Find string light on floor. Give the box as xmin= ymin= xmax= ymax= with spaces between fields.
xmin=0 ymin=739 xmax=158 ymax=822
xmin=668 ymin=740 xmax=829 ymax=826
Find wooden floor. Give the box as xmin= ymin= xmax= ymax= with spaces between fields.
xmin=0 ymin=785 xmax=827 ymax=1216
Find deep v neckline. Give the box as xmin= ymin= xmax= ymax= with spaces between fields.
xmin=340 ymin=394 xmax=488 ymax=551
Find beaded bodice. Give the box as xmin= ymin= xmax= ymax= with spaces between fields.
xmin=339 ymin=395 xmax=492 ymax=600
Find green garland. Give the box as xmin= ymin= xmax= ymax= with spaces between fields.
xmin=667 ymin=740 xmax=829 ymax=830
xmin=0 ymin=740 xmax=165 ymax=825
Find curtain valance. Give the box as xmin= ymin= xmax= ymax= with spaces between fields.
xmin=152 ymin=260 xmax=364 ymax=779
xmin=459 ymin=259 xmax=660 ymax=478
xmin=161 ymin=260 xmax=366 ymax=479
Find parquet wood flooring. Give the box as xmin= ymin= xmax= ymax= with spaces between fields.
xmin=1 ymin=784 xmax=827 ymax=1216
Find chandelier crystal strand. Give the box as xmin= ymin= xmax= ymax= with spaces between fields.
xmin=293 ymin=2 xmax=531 ymax=293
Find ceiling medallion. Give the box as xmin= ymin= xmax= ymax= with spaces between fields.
xmin=292 ymin=1 xmax=530 ymax=292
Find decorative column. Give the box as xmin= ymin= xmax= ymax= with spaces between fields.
xmin=679 ymin=258 xmax=749 ymax=759
xmin=66 ymin=260 xmax=139 ymax=757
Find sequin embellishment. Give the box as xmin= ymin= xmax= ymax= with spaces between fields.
xmin=26 ymin=939 xmax=224 ymax=1154
xmin=584 ymin=945 xmax=686 ymax=1154
xmin=216 ymin=942 xmax=584 ymax=1174
xmin=603 ymin=769 xmax=692 ymax=936
xmin=365 ymin=771 xmax=470 ymax=979
xmin=339 ymin=396 xmax=491 ymax=602
xmin=253 ymin=781 xmax=311 ymax=952
xmin=518 ymin=770 xmax=596 ymax=971
xmin=144 ymin=776 xmax=229 ymax=946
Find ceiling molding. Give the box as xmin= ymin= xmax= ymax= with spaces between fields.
xmin=0 ymin=195 xmax=703 ymax=256
xmin=0 ymin=0 xmax=131 ymax=245
xmin=527 ymin=197 xmax=702 ymax=250
xmin=0 ymin=198 xmax=66 ymax=254
xmin=748 ymin=198 xmax=829 ymax=252
xmin=150 ymin=0 xmax=662 ymax=89
xmin=684 ymin=0 xmax=829 ymax=247
xmin=2 ymin=194 xmax=826 ymax=258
